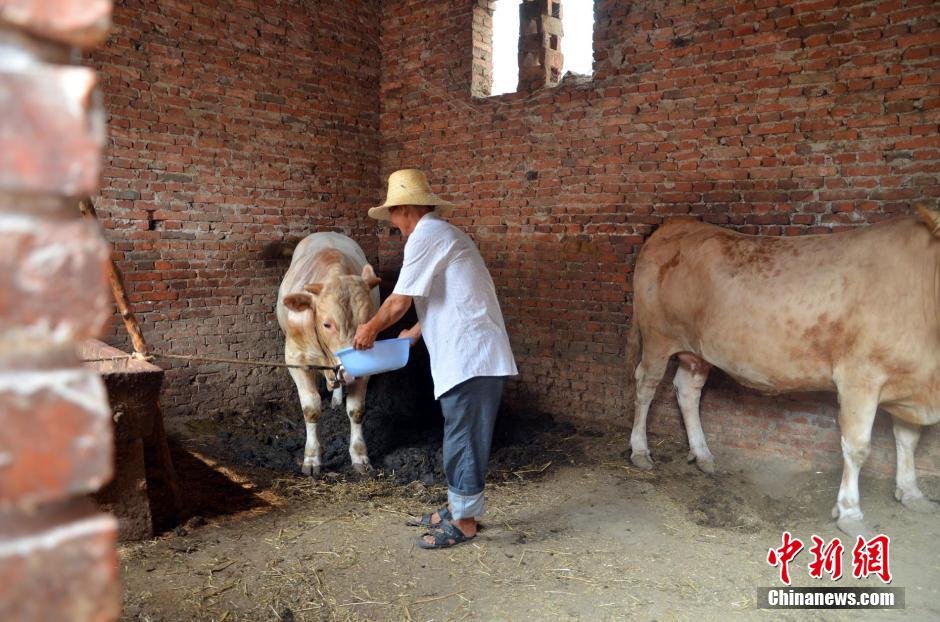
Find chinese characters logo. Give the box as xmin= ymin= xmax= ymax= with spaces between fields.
xmin=767 ymin=532 xmax=891 ymax=585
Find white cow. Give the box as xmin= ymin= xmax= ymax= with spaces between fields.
xmin=276 ymin=232 xmax=380 ymax=476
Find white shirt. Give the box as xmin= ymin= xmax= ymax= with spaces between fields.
xmin=393 ymin=213 xmax=517 ymax=398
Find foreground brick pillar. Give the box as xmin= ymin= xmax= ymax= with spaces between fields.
xmin=518 ymin=0 xmax=564 ymax=92
xmin=0 ymin=1 xmax=120 ymax=621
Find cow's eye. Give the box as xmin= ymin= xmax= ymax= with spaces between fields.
xmin=322 ymin=322 xmax=332 ymax=329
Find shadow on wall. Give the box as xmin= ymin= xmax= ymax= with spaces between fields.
xmin=638 ymin=362 xmax=939 ymax=479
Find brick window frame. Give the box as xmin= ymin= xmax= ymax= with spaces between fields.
xmin=474 ymin=0 xmax=594 ymax=98
xmin=471 ymin=1 xmax=496 ymax=97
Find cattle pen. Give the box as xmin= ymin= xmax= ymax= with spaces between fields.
xmin=2 ymin=1 xmax=939 ymax=621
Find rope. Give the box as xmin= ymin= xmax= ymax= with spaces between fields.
xmin=311 ymin=316 xmax=343 ymax=381
xmin=81 ymin=350 xmax=341 ymax=373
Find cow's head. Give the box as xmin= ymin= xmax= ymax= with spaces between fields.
xmin=282 ymin=264 xmax=381 ymax=388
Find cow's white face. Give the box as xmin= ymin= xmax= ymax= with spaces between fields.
xmin=308 ymin=276 xmax=377 ymax=354
xmin=283 ymin=265 xmax=380 ymax=388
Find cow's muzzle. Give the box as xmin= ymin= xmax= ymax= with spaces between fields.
xmin=326 ymin=365 xmax=356 ymax=389
xmin=339 ymin=366 xmax=356 ymax=386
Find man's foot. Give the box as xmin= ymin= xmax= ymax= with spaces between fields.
xmin=406 ymin=505 xmax=452 ymax=528
xmin=417 ymin=519 xmax=476 ymax=549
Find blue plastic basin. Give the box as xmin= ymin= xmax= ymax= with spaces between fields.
xmin=334 ymin=337 xmax=411 ymax=377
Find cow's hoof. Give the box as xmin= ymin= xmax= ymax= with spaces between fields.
xmin=836 ymin=517 xmax=873 ymax=540
xmin=352 ymin=462 xmax=373 ymax=476
xmin=899 ymin=494 xmax=940 ymax=514
xmin=686 ymin=450 xmax=716 ymax=474
xmin=631 ymin=451 xmax=654 ymax=470
xmin=696 ymin=456 xmax=717 ymax=475
xmin=302 ymin=463 xmax=321 ymax=478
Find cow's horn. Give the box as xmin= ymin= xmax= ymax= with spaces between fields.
xmin=915 ymin=203 xmax=940 ymax=237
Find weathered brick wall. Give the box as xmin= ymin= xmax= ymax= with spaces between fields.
xmin=84 ymin=0 xmax=939 ymax=477
xmin=88 ymin=0 xmax=382 ymax=419
xmin=378 ymin=0 xmax=940 ymax=474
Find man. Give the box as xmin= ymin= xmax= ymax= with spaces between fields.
xmin=353 ymin=168 xmax=517 ymax=549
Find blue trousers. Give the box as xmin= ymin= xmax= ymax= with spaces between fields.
xmin=439 ymin=376 xmax=506 ymax=519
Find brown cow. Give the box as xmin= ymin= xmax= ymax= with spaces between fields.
xmin=276 ymin=232 xmax=380 ymax=475
xmin=627 ymin=206 xmax=940 ymax=536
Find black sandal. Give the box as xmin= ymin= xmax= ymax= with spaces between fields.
xmin=416 ymin=520 xmax=475 ymax=549
xmin=406 ymin=505 xmax=451 ymax=528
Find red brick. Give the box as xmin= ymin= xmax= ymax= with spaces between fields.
xmin=0 ymin=367 xmax=112 ymax=507
xmin=0 ymin=66 xmax=104 ymax=196
xmin=0 ymin=501 xmax=119 ymax=621
xmin=0 ymin=215 xmax=111 ymax=343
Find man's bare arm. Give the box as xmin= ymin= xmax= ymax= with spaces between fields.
xmin=353 ymin=293 xmax=413 ymax=350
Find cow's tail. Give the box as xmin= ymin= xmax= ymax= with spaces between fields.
xmin=261 ymin=239 xmax=300 ymax=260
xmin=915 ymin=202 xmax=940 ymax=237
xmin=624 ymin=313 xmax=642 ymax=413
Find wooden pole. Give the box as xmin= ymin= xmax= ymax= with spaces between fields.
xmin=78 ymin=197 xmax=183 ymax=520
xmin=78 ymin=197 xmax=151 ymax=358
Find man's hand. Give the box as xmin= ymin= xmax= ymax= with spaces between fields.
xmin=353 ymin=293 xmax=413 ymax=350
xmin=353 ymin=322 xmax=379 ymax=350
xmin=398 ymin=323 xmax=421 ymax=346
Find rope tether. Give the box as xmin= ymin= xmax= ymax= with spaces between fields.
xmin=81 ymin=350 xmax=343 ymax=376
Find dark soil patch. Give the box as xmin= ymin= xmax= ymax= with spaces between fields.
xmin=380 ymin=445 xmax=443 ymax=485
xmin=686 ymin=480 xmax=764 ymax=531
xmin=184 ymin=340 xmax=583 ymax=488
xmin=188 ymin=400 xmax=581 ymax=488
xmin=619 ymin=434 xmax=795 ymax=533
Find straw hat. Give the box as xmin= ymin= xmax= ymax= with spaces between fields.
xmin=369 ymin=168 xmax=455 ymax=220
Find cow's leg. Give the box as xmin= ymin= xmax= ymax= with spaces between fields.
xmin=832 ymin=384 xmax=879 ymax=537
xmin=892 ymin=417 xmax=939 ymax=513
xmin=673 ymin=355 xmax=714 ymax=474
xmin=288 ymin=366 xmax=323 ymax=476
xmin=345 ymin=376 xmax=371 ymax=474
xmin=630 ymin=349 xmax=671 ymax=470
xmin=331 ymin=387 xmax=344 ymax=409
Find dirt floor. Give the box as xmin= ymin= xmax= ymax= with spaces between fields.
xmin=119 ymin=397 xmax=940 ymax=622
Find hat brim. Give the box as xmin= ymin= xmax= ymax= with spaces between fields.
xmin=369 ymin=198 xmax=455 ymax=221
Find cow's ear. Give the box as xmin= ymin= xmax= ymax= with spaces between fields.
xmin=283 ymin=292 xmax=314 ymax=313
xmin=361 ymin=264 xmax=381 ymax=289
xmin=303 ymin=283 xmax=324 ymax=295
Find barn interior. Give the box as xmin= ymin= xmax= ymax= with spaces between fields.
xmin=3 ymin=0 xmax=940 ymax=620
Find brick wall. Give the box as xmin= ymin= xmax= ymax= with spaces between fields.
xmin=86 ymin=0 xmax=940 ymax=477
xmin=88 ymin=0 xmax=382 ymax=419
xmin=378 ymin=0 xmax=940 ymax=475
